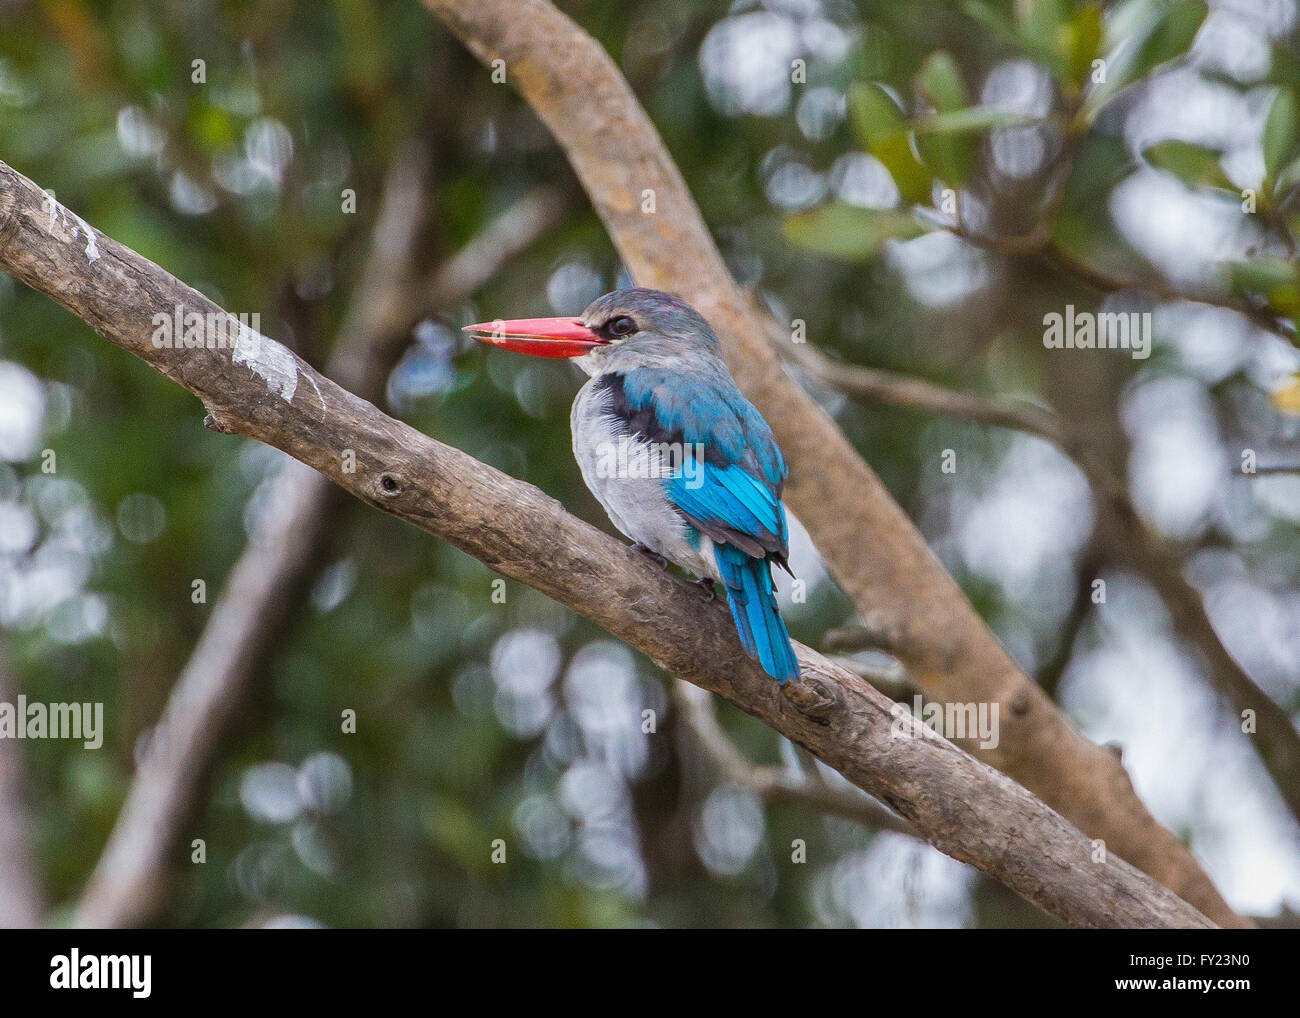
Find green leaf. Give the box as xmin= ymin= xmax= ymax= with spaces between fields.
xmin=848 ymin=83 xmax=933 ymax=204
xmin=912 ymin=107 xmax=1041 ymax=134
xmin=1130 ymin=0 xmax=1208 ymax=76
xmin=873 ymin=134 xmax=935 ymax=203
xmin=1065 ymin=5 xmax=1104 ymax=90
xmin=915 ymin=51 xmax=969 ymax=112
xmin=1268 ymin=42 xmax=1300 ymax=88
xmin=1224 ymin=257 xmax=1300 ymax=313
xmin=1264 ymin=88 xmax=1299 ymax=182
xmin=913 ymin=53 xmax=977 ymax=186
xmin=962 ymin=0 xmax=1019 ymax=46
xmin=1142 ymin=140 xmax=1233 ymax=190
xmin=909 ymin=106 xmax=1041 ymax=183
xmin=914 ymin=134 xmax=974 ymax=186
xmin=1085 ymin=0 xmax=1208 ymax=116
xmin=1275 ymin=152 xmax=1300 ymax=197
xmin=1016 ymin=0 xmax=1071 ymax=69
xmin=783 ymin=204 xmax=927 ymax=261
xmin=848 ymin=81 xmax=906 ymax=143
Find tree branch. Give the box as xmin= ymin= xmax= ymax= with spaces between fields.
xmin=949 ymin=224 xmax=1296 ymax=344
xmin=0 ymin=157 xmax=1218 ymax=928
xmin=673 ymin=681 xmax=915 ymax=838
xmin=781 ymin=333 xmax=1072 ymax=449
xmin=1043 ymin=242 xmax=1296 ymax=344
xmin=417 ymin=0 xmax=1246 ymax=927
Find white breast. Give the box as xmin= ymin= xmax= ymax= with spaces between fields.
xmin=570 ymin=380 xmax=718 ymax=581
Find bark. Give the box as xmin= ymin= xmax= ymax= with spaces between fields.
xmin=416 ymin=0 xmax=1246 ymax=927
xmin=0 ymin=156 xmax=1216 ymax=928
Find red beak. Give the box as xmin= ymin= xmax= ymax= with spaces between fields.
xmin=462 ymin=316 xmax=607 ymax=359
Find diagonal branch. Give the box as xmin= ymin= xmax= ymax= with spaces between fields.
xmin=0 ymin=157 xmax=1216 ymax=929
xmin=1042 ymin=242 xmax=1296 ymax=345
xmin=70 ymin=157 xmax=567 ymax=928
xmin=417 ymin=0 xmax=1246 ymax=927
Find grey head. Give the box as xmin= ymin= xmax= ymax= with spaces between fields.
xmin=574 ymin=288 xmax=723 ymax=376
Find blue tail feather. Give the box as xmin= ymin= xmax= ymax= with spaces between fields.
xmin=715 ymin=546 xmax=800 ymax=683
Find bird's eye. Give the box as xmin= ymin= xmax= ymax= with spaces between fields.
xmin=608 ymin=315 xmax=637 ymax=337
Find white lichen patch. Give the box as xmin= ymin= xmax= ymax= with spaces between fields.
xmin=67 ymin=210 xmax=100 ymax=263
xmin=233 ymin=320 xmax=299 ymax=402
xmin=45 ymin=193 xmax=101 ymax=263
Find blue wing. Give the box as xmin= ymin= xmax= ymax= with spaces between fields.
xmin=615 ymin=369 xmax=787 ymax=487
xmin=612 ymin=367 xmax=790 ymax=557
xmin=665 ymin=455 xmax=798 ymax=682
xmin=600 ymin=368 xmax=799 ymax=682
xmin=667 ymin=460 xmax=787 ymax=560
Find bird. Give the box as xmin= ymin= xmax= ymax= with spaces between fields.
xmin=464 ymin=287 xmax=800 ymax=683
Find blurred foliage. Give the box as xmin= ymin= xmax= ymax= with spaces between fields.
xmin=1 ymin=0 xmax=1299 ymax=928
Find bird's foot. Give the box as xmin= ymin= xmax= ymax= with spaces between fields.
xmin=631 ymin=542 xmax=669 ymax=570
xmin=692 ymin=577 xmax=717 ymax=601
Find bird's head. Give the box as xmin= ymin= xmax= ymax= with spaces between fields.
xmin=463 ymin=287 xmax=720 ymax=372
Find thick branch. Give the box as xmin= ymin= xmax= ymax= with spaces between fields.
xmin=0 ymin=158 xmax=1216 ymax=928
xmin=417 ymin=0 xmax=1245 ymax=927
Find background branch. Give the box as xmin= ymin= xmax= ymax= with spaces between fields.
xmin=418 ymin=0 xmax=1246 ymax=927
xmin=673 ymin=681 xmax=915 ymax=837
xmin=781 ymin=331 xmax=1072 ymax=449
xmin=949 ymin=223 xmax=1296 ymax=344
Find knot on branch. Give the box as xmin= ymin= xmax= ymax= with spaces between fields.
xmin=1010 ymin=689 xmax=1032 ymax=717
xmin=781 ymin=672 xmax=840 ymax=725
xmin=202 ymin=409 xmax=238 ymax=435
xmin=369 ymin=471 xmax=436 ymax=521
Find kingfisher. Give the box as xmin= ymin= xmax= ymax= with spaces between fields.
xmin=464 ymin=288 xmax=800 ymax=682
